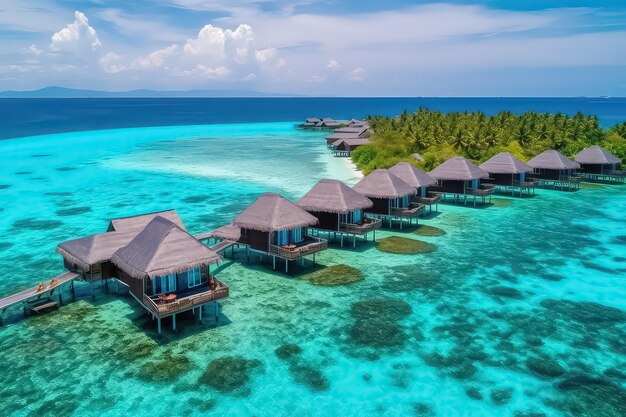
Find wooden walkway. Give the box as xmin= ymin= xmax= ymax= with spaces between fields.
xmin=0 ymin=271 xmax=79 ymax=312
xmin=209 ymin=240 xmax=237 ymax=253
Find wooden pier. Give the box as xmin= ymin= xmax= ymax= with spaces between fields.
xmin=0 ymin=271 xmax=79 ymax=324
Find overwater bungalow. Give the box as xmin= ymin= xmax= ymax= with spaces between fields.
xmin=107 ymin=209 xmax=185 ymax=232
xmin=57 ymin=211 xmax=229 ymax=334
xmin=388 ymin=162 xmax=441 ymax=212
xmin=527 ymin=150 xmax=581 ymax=191
xmin=575 ymin=145 xmax=625 ymax=183
xmin=347 ymin=119 xmax=367 ymax=127
xmin=297 ymin=179 xmax=381 ymax=247
xmin=325 ymin=126 xmax=369 ymax=146
xmin=331 ymin=138 xmax=370 ymax=156
xmin=479 ymin=152 xmax=537 ymax=196
xmin=111 ymin=216 xmax=226 ymax=333
xmin=429 ymin=157 xmax=494 ymax=206
xmin=316 ymin=117 xmax=341 ymax=129
xmin=231 ymin=192 xmax=328 ymax=271
xmin=353 ymin=169 xmax=420 ymax=228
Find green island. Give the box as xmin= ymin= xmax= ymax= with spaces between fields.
xmin=352 ymin=109 xmax=626 ymax=174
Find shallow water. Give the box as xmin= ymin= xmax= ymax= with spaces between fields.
xmin=0 ymin=123 xmax=625 ymax=417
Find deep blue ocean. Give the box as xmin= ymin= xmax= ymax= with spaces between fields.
xmin=1 ymin=97 xmax=625 ymax=140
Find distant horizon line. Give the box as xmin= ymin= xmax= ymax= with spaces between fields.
xmin=0 ymin=86 xmax=621 ymax=99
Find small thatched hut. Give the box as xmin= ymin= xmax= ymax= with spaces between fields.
xmin=527 ymin=150 xmax=580 ymax=189
xmin=389 ymin=162 xmax=440 ymax=212
xmin=58 ymin=213 xmax=229 ymax=333
xmin=332 ymin=138 xmax=370 ymax=156
xmin=575 ymin=146 xmax=622 ymax=174
xmin=353 ymin=169 xmax=420 ymax=227
xmin=57 ymin=231 xmax=135 ymax=281
xmin=112 ymin=216 xmax=222 ymax=305
xmin=107 ymin=209 xmax=185 ymax=233
xmin=232 ymin=192 xmax=327 ymax=262
xmin=479 ymin=152 xmax=536 ymax=195
xmin=429 ymin=157 xmax=493 ymax=206
xmin=316 ymin=118 xmax=340 ymax=129
xmin=297 ymin=179 xmax=380 ymax=243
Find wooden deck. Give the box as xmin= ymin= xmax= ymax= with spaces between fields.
xmin=338 ymin=218 xmax=382 ymax=235
xmin=142 ymin=280 xmax=229 ymax=318
xmin=269 ymin=238 xmax=328 ymax=260
xmin=0 ymin=272 xmax=79 ymax=312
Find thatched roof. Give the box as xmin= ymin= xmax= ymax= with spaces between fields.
xmin=233 ymin=192 xmax=318 ymax=232
xmin=527 ymin=150 xmax=580 ymax=170
xmin=353 ymin=169 xmax=416 ymax=199
xmin=575 ymin=145 xmax=621 ymax=165
xmin=57 ymin=232 xmax=136 ymax=272
xmin=107 ymin=209 xmax=185 ymax=233
xmin=479 ymin=152 xmax=533 ymax=174
xmin=297 ymin=179 xmax=373 ymax=214
xmin=333 ymin=138 xmax=370 ymax=147
xmin=326 ymin=132 xmax=361 ymax=141
xmin=388 ymin=162 xmax=437 ymax=188
xmin=412 ymin=153 xmax=424 ymax=162
xmin=347 ymin=119 xmax=364 ymax=126
xmin=207 ymin=223 xmax=241 ymax=241
xmin=335 ymin=126 xmax=368 ymax=135
xmin=306 ymin=117 xmax=321 ymax=123
xmin=429 ymin=157 xmax=489 ymax=181
xmin=112 ymin=216 xmax=221 ymax=279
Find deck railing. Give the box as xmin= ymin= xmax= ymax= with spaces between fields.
xmin=269 ymin=237 xmax=328 ymax=260
xmin=391 ymin=205 xmax=423 ymax=218
xmin=339 ymin=218 xmax=382 ymax=234
xmin=142 ymin=280 xmax=229 ymax=317
xmin=467 ymin=186 xmax=495 ymax=196
xmin=413 ymin=192 xmax=442 ymax=205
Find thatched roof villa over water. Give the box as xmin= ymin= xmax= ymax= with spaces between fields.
xmin=429 ymin=157 xmax=494 ymax=206
xmin=479 ymin=152 xmax=537 ymax=196
xmin=353 ymin=169 xmax=420 ymax=228
xmin=331 ymin=138 xmax=370 ymax=156
xmin=388 ymin=162 xmax=440 ymax=212
xmin=228 ymin=192 xmax=328 ymax=271
xmin=575 ymin=146 xmax=625 ymax=183
xmin=57 ymin=210 xmax=229 ymax=334
xmin=107 ymin=209 xmax=186 ymax=233
xmin=527 ymin=150 xmax=581 ymax=191
xmin=297 ymin=179 xmax=381 ymax=246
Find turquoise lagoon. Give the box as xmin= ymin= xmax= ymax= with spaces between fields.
xmin=0 ymin=122 xmax=625 ymax=417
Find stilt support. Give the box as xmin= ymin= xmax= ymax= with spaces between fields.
xmin=172 ymin=313 xmax=177 ymax=331
xmin=157 ymin=318 xmax=162 ymax=335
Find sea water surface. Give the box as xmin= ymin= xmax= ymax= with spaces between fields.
xmin=0 ymin=121 xmax=625 ymax=417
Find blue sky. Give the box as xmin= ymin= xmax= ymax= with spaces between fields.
xmin=1 ymin=0 xmax=625 ymax=96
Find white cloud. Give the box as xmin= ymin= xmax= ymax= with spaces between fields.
xmin=132 ymin=45 xmax=178 ymax=70
xmin=242 ymin=72 xmax=256 ymax=81
xmin=183 ymin=23 xmax=254 ymax=65
xmin=255 ymin=48 xmax=276 ymax=64
xmin=49 ymin=11 xmax=101 ymax=52
xmin=327 ymin=59 xmax=339 ymax=69
xmin=349 ymin=67 xmax=365 ymax=81
xmin=307 ymin=75 xmax=325 ymax=83
xmin=179 ymin=65 xmax=231 ymax=79
xmin=100 ymin=52 xmax=126 ymax=73
xmin=28 ymin=44 xmax=42 ymax=56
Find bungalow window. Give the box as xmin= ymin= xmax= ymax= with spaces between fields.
xmin=391 ymin=196 xmax=409 ymax=208
xmin=187 ymin=267 xmax=202 ymax=288
xmin=275 ymin=230 xmax=289 ymax=245
xmin=353 ymin=210 xmax=362 ymax=223
xmin=154 ymin=273 xmax=176 ymax=295
xmin=420 ymin=187 xmax=427 ymax=197
xmin=471 ymin=179 xmax=479 ymax=189
xmin=291 ymin=228 xmax=303 ymax=243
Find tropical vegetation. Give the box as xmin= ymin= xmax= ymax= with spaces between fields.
xmin=351 ymin=108 xmax=626 ymax=174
